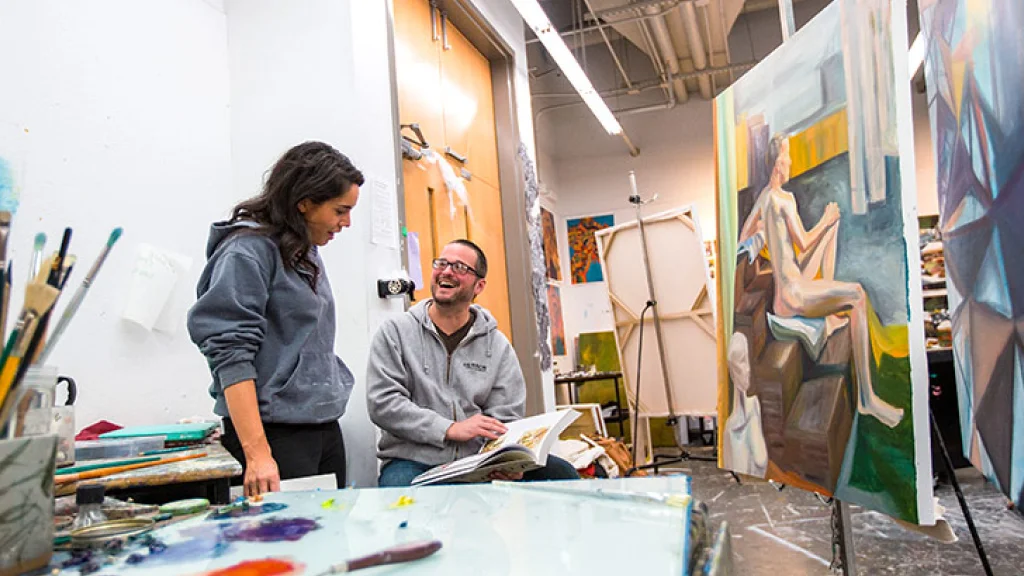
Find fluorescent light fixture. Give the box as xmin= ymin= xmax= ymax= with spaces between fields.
xmin=907 ymin=32 xmax=924 ymax=77
xmin=510 ymin=0 xmax=623 ymax=135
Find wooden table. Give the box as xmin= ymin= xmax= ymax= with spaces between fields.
xmin=55 ymin=443 xmax=241 ymax=504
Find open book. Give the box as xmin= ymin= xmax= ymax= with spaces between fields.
xmin=411 ymin=409 xmax=579 ymax=486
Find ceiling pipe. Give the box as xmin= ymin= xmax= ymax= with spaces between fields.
xmin=532 ymin=76 xmax=667 ymax=99
xmin=646 ymin=6 xmax=690 ymax=103
xmin=680 ymin=2 xmax=712 ymax=99
xmin=532 ymin=61 xmax=754 ymax=100
xmin=524 ymin=4 xmax=681 ymax=46
xmin=581 ymin=0 xmax=633 ymax=90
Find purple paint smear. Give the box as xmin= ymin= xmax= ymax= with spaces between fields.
xmin=207 ymin=502 xmax=288 ymax=520
xmin=220 ymin=517 xmax=321 ymax=542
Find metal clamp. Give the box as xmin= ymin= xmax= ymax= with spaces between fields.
xmin=400 ymin=123 xmax=429 ymax=149
xmin=440 ymin=10 xmax=451 ymax=50
xmin=429 ymin=1 xmax=439 ymax=41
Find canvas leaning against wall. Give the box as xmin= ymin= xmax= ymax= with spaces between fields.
xmin=541 ymin=207 xmax=562 ymax=281
xmin=567 ymin=215 xmax=614 ymax=283
xmin=919 ymin=0 xmax=1024 ymax=509
xmin=714 ymin=0 xmax=933 ymax=524
xmin=547 ymin=283 xmax=566 ymax=356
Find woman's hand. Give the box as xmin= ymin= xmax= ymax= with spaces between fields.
xmin=243 ymin=445 xmax=281 ymax=497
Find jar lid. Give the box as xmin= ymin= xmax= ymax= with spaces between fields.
xmin=76 ymin=484 xmax=105 ymax=505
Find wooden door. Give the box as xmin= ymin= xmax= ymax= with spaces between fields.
xmin=439 ymin=21 xmax=501 ymax=188
xmin=393 ymin=0 xmax=444 ymax=302
xmin=393 ymin=0 xmax=510 ymax=338
xmin=466 ymin=178 xmax=511 ymax=336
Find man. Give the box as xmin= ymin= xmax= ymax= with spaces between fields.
xmin=737 ymin=135 xmax=903 ymax=429
xmin=367 ymin=239 xmax=579 ymax=487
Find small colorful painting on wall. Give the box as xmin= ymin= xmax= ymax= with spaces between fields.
xmin=541 ymin=207 xmax=562 ymax=281
xmin=714 ymin=0 xmax=933 ymax=524
xmin=547 ymin=284 xmax=566 ymax=356
xmin=568 ymin=214 xmax=614 ymax=284
xmin=919 ymin=0 xmax=1024 ymax=509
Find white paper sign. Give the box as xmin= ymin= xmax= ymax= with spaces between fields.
xmin=369 ymin=177 xmax=398 ymax=249
xmin=407 ymin=232 xmax=423 ymax=289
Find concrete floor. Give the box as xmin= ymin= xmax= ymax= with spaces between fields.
xmin=653 ymin=450 xmax=1024 ymax=576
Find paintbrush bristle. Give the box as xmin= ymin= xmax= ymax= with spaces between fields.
xmin=108 ymin=227 xmax=123 ymax=246
xmin=23 ymin=283 xmax=60 ymax=316
xmin=0 ymin=212 xmax=10 ymax=225
xmin=33 ymin=232 xmax=45 ymax=249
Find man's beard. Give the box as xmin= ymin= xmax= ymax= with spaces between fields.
xmin=431 ymin=282 xmax=473 ymax=306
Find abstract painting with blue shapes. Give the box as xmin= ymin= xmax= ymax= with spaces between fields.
xmin=919 ymin=0 xmax=1024 ymax=509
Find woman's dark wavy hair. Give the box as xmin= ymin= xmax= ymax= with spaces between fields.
xmin=230 ymin=141 xmax=364 ymax=290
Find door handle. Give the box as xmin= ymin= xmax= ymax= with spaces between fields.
xmin=444 ymin=146 xmax=467 ymax=164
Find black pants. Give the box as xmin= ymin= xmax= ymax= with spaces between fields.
xmin=221 ymin=419 xmax=346 ymax=489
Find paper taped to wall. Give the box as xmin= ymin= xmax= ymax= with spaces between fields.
xmin=122 ymin=243 xmax=192 ymax=332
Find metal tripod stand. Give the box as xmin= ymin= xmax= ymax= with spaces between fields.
xmin=621 ymin=171 xmax=716 ymax=477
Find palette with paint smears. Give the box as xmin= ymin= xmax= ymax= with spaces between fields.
xmin=52 ymin=476 xmax=698 ymax=575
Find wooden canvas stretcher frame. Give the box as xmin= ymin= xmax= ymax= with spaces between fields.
xmin=596 ymin=206 xmax=717 ymax=460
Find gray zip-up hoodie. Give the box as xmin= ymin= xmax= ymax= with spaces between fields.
xmin=366 ymin=300 xmax=525 ymax=466
xmin=187 ymin=221 xmax=354 ymax=424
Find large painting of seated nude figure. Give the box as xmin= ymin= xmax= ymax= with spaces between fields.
xmin=714 ymin=0 xmax=934 ymax=524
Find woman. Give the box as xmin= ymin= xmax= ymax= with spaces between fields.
xmin=188 ymin=141 xmax=363 ymax=496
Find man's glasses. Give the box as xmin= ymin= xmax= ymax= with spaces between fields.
xmin=432 ymin=258 xmax=482 ymax=278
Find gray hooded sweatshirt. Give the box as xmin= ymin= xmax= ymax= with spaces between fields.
xmin=366 ymin=300 xmax=526 ymax=466
xmin=187 ymin=221 xmax=354 ymax=424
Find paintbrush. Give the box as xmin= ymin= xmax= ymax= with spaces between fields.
xmin=27 ymin=232 xmax=45 ymax=284
xmin=315 ymin=540 xmax=443 ymax=575
xmin=39 ymin=228 xmax=121 ymax=365
xmin=491 ymin=481 xmax=693 ymax=508
xmin=0 ymin=280 xmax=61 ymax=427
xmin=0 ymin=214 xmax=13 ymax=340
xmin=0 ymin=261 xmax=10 ymax=340
xmin=54 ymin=452 xmax=206 ymax=484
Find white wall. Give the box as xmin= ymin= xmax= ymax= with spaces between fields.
xmin=0 ymin=0 xmax=232 ymax=427
xmin=0 ymin=0 xmax=564 ymax=486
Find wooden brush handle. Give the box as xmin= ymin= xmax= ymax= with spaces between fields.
xmin=345 ymin=540 xmax=443 ymax=572
xmin=55 ymin=452 xmax=206 ymax=484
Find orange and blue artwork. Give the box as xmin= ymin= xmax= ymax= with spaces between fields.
xmin=568 ymin=214 xmax=613 ymax=284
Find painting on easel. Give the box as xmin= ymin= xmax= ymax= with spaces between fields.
xmin=714 ymin=0 xmax=934 ymax=524
xmin=919 ymin=0 xmax=1024 ymax=509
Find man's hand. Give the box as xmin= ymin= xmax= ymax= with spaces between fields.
xmin=824 ymin=202 xmax=841 ymax=226
xmin=243 ymin=448 xmax=281 ymax=498
xmin=488 ymin=470 xmax=524 ymax=481
xmin=445 ymin=414 xmax=508 ymax=442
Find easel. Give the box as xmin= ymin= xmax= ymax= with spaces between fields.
xmin=825 ymin=411 xmax=993 ymax=575
xmin=617 ymin=172 xmax=718 ymax=477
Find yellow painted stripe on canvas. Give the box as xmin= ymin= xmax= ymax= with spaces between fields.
xmin=787 ymin=108 xmax=849 ymax=178
xmin=735 ymin=114 xmax=749 ymax=191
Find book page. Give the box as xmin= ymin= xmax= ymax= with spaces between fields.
xmin=477 ymin=409 xmax=579 ymax=461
